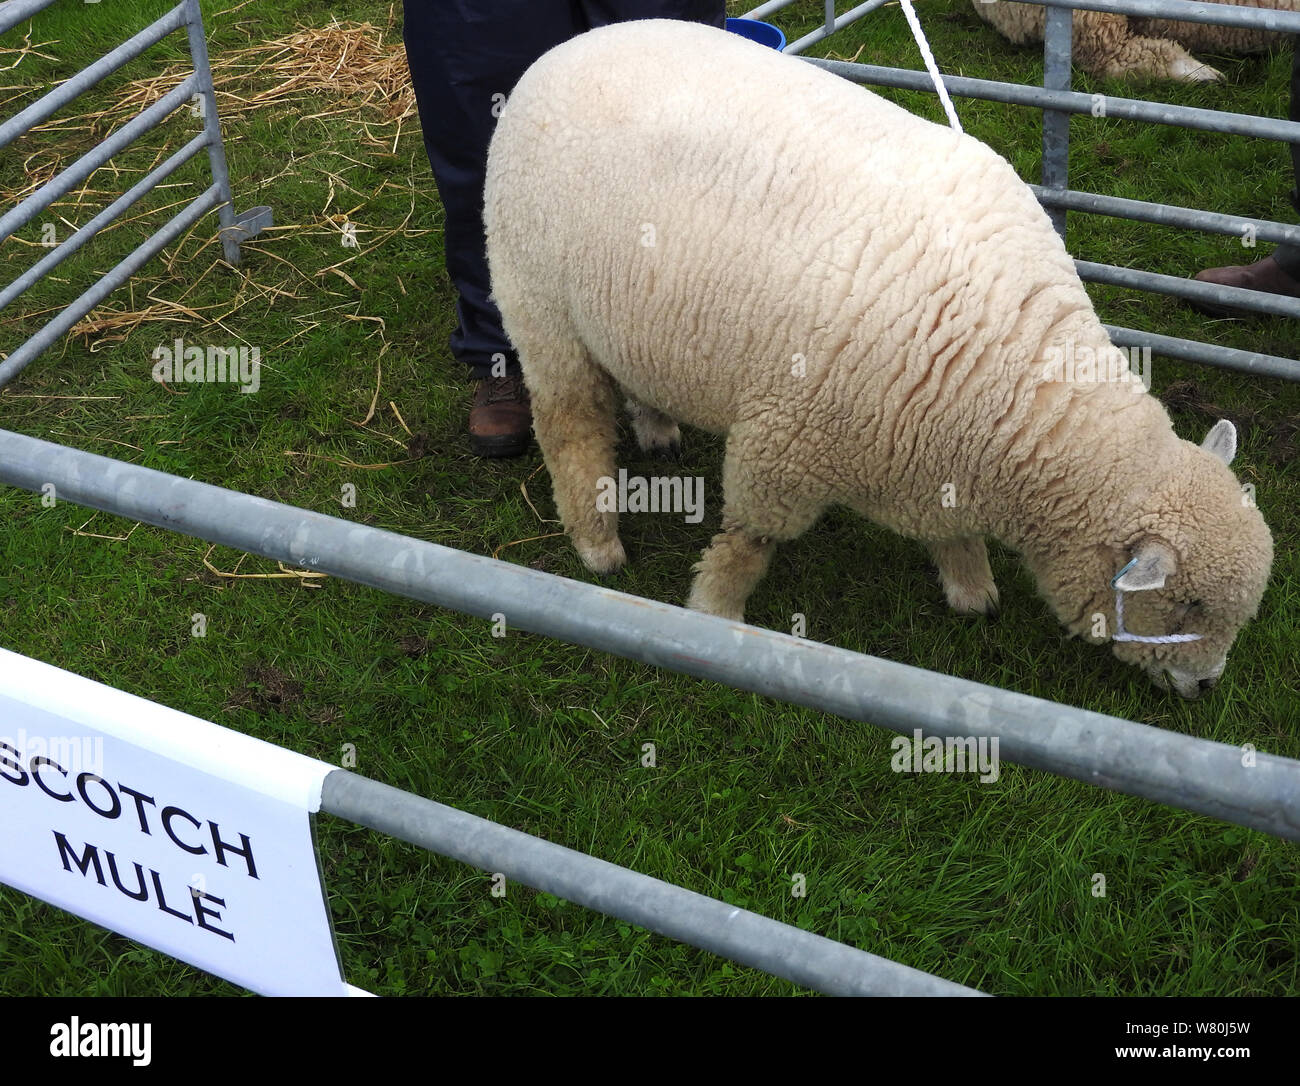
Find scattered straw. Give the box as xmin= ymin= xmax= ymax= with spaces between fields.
xmin=201 ymin=544 xmax=328 ymax=587
xmin=111 ymin=20 xmax=416 ymax=134
xmin=49 ymin=431 xmax=143 ymax=453
xmin=520 ymin=462 xmax=561 ymax=525
xmin=66 ymin=517 xmax=140 ymax=542
xmin=491 ymin=531 xmax=565 ymax=562
xmin=283 ymin=449 xmax=420 ymax=471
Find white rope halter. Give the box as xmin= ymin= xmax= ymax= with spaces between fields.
xmin=1109 ymin=559 xmax=1203 ymax=645
xmin=898 ymin=0 xmax=962 ymax=133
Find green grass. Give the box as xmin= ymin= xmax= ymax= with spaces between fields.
xmin=0 ymin=0 xmax=1298 ymax=996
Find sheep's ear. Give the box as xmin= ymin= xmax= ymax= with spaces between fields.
xmin=1113 ymin=540 xmax=1177 ymax=592
xmin=1201 ymin=419 xmax=1237 ymax=466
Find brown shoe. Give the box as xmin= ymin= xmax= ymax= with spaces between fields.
xmin=469 ymin=373 xmax=532 ymax=458
xmin=1191 ymin=254 xmax=1300 ymax=318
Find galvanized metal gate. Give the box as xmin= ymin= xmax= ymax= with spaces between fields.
xmin=2 ymin=1 xmax=1299 ymax=996
xmin=0 ymin=0 xmax=271 ymax=387
xmin=750 ymin=0 xmax=1300 ymax=378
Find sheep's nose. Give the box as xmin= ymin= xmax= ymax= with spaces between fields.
xmin=1198 ymin=676 xmax=1218 ymax=692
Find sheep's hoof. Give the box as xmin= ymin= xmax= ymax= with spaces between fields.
xmin=630 ymin=411 xmax=683 ymax=459
xmin=685 ymin=583 xmax=745 ymax=623
xmin=945 ymin=582 xmax=1000 ymax=618
xmin=647 ymin=436 xmax=683 ymax=461
xmin=1170 ymin=56 xmax=1223 ymax=83
xmin=576 ymin=537 xmax=627 ymax=575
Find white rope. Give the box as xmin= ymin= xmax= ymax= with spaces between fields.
xmin=1112 ymin=590 xmax=1203 ymax=645
xmin=897 ymin=0 xmax=962 ymax=134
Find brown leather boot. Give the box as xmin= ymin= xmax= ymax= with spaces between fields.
xmin=468 ymin=373 xmax=532 ymax=458
xmin=1191 ymin=254 xmax=1300 ymax=318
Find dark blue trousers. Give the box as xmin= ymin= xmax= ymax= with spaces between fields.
xmin=403 ymin=1 xmax=727 ymax=378
xmin=1276 ymin=38 xmax=1300 ymax=277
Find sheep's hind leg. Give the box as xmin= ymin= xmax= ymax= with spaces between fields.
xmin=687 ymin=428 xmax=824 ymax=623
xmin=927 ymin=537 xmax=999 ymax=617
xmin=626 ymin=397 xmax=681 ymax=458
xmin=1075 ymin=14 xmax=1223 ymax=81
xmin=527 ymin=342 xmax=626 ymax=574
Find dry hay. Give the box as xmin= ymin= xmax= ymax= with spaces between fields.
xmin=1 ymin=16 xmax=432 ymax=364
xmin=115 ymin=17 xmax=417 ymax=136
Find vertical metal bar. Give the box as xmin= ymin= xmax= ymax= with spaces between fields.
xmin=825 ymin=0 xmax=835 ymax=37
xmin=1042 ymin=4 xmax=1073 ymax=238
xmin=783 ymin=0 xmax=891 ymax=57
xmin=181 ymin=0 xmax=240 ymax=265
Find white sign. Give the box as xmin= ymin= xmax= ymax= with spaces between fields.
xmin=0 ymin=648 xmax=352 ymax=996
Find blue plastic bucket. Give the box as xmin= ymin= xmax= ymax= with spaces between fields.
xmin=724 ymin=17 xmax=786 ymax=52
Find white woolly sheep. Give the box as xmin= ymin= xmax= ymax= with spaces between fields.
xmin=970 ymin=0 xmax=1290 ymax=82
xmin=483 ymin=20 xmax=1273 ymax=698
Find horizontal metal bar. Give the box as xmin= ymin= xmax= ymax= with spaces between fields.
xmin=0 ymin=0 xmax=57 ymax=37
xmin=0 ymin=431 xmax=1297 ymax=845
xmin=320 ymin=770 xmax=981 ymax=996
xmin=0 ymin=131 xmax=209 ymax=312
xmin=0 ymin=74 xmax=198 ymax=246
xmin=1033 ymin=185 xmax=1300 ymax=249
xmin=1002 ymin=0 xmax=1300 ymax=33
xmin=1077 ymin=258 xmax=1300 ymax=318
xmin=0 ymin=3 xmax=187 ymax=150
xmin=741 ymin=0 xmax=801 ymax=18
xmin=801 ymin=57 xmax=1300 ymax=143
xmin=1106 ymin=323 xmax=1300 ymax=380
xmin=784 ymin=0 xmax=890 ymax=55
xmin=0 ymin=184 xmax=220 ymax=386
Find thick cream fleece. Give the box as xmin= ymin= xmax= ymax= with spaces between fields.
xmin=971 ymin=0 xmax=1287 ymax=81
xmin=484 ymin=20 xmax=1272 ymax=695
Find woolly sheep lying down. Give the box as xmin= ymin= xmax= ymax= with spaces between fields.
xmin=970 ymin=0 xmax=1289 ymax=83
xmin=483 ymin=20 xmax=1273 ymax=699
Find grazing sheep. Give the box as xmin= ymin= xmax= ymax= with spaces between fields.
xmin=970 ymin=0 xmax=1289 ymax=82
xmin=483 ymin=20 xmax=1273 ymax=698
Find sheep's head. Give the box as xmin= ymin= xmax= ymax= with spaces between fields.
xmin=1101 ymin=420 xmax=1272 ymax=699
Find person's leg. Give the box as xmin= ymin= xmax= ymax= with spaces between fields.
xmin=403 ymin=1 xmax=727 ymax=455
xmin=1273 ymin=35 xmax=1300 ymax=278
xmin=577 ymin=0 xmax=725 ymax=27
xmin=403 ymin=1 xmax=581 ymax=456
xmin=403 ymin=0 xmax=577 ymax=380
xmin=1193 ymin=37 xmax=1300 ymax=310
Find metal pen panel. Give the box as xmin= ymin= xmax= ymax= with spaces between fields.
xmin=0 ymin=2 xmax=189 ymax=149
xmin=320 ymin=770 xmax=984 ymax=996
xmin=0 ymin=0 xmax=270 ymax=386
xmin=1 ymin=427 xmax=1297 ymax=845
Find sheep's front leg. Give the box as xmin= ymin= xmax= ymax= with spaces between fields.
xmin=687 ymin=525 xmax=778 ymax=622
xmin=927 ymin=537 xmax=999 ymax=617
